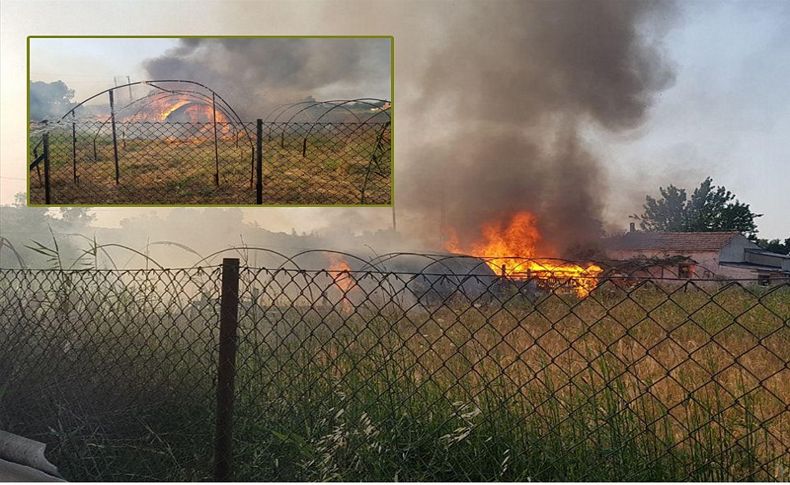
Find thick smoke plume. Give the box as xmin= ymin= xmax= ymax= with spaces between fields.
xmin=143 ymin=38 xmax=390 ymax=119
xmin=135 ymin=2 xmax=676 ymax=258
xmin=401 ymin=0 xmax=676 ymax=255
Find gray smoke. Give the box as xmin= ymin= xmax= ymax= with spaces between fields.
xmin=29 ymin=80 xmax=75 ymax=122
xmin=138 ymin=2 xmax=677 ymax=257
xmin=401 ymin=0 xmax=676 ymax=255
xmin=143 ymin=38 xmax=391 ymax=119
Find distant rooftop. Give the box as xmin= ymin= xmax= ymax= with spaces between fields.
xmin=745 ymin=248 xmax=790 ymax=259
xmin=605 ymin=231 xmax=745 ymax=252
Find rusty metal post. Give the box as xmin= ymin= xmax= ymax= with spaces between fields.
xmin=256 ymin=119 xmax=263 ymax=204
xmin=109 ymin=90 xmax=120 ymax=184
xmin=213 ymin=93 xmax=220 ymax=186
xmin=71 ymin=111 xmax=78 ymax=184
xmin=214 ymin=258 xmax=240 ymax=481
xmin=43 ymin=133 xmax=51 ymax=204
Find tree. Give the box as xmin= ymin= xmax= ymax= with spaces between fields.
xmin=30 ymin=80 xmax=75 ymax=121
xmin=58 ymin=207 xmax=96 ymax=227
xmin=632 ymin=178 xmax=762 ymax=237
xmin=755 ymin=238 xmax=790 ymax=255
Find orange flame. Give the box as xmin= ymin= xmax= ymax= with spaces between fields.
xmin=139 ymin=96 xmax=228 ymax=123
xmin=445 ymin=211 xmax=602 ymax=297
xmin=329 ymin=257 xmax=354 ymax=294
xmin=328 ymin=255 xmax=356 ymax=313
xmin=118 ymin=95 xmax=238 ymax=143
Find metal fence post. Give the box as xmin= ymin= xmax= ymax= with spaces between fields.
xmin=43 ymin=133 xmax=51 ymax=204
xmin=212 ymin=93 xmax=220 ymax=186
xmin=71 ymin=111 xmax=78 ymax=184
xmin=256 ymin=119 xmax=263 ymax=205
xmin=214 ymin=258 xmax=240 ymax=481
xmin=109 ymin=90 xmax=120 ymax=184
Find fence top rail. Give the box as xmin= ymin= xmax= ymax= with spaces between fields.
xmin=2 ymin=248 xmax=787 ymax=282
xmin=0 ymin=266 xmax=787 ymax=285
xmin=30 ymin=120 xmax=391 ymax=129
xmin=0 ymin=266 xmax=222 ymax=274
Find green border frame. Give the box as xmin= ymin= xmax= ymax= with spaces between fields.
xmin=26 ymin=35 xmax=394 ymax=208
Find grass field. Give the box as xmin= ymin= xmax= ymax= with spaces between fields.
xmin=0 ymin=268 xmax=787 ymax=481
xmin=28 ymin=122 xmax=391 ymax=205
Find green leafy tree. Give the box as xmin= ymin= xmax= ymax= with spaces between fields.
xmin=632 ymin=177 xmax=762 ymax=237
xmin=755 ymin=238 xmax=790 ymax=254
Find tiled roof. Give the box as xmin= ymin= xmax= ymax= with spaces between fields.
xmin=605 ymin=231 xmax=744 ymax=252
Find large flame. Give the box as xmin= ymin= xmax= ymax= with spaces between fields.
xmin=117 ymin=94 xmax=236 ymax=143
xmin=158 ymin=99 xmax=193 ymax=121
xmin=445 ymin=211 xmax=602 ymax=297
xmin=120 ymin=94 xmax=229 ymax=123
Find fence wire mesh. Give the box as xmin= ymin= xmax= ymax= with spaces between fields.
xmin=1 ymin=256 xmax=787 ymax=481
xmin=0 ymin=267 xmax=221 ymax=480
xmin=28 ymin=118 xmax=391 ymax=205
xmin=28 ymin=121 xmax=255 ymax=205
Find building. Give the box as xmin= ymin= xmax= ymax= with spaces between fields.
xmin=604 ymin=228 xmax=790 ymax=284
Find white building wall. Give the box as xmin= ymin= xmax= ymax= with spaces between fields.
xmin=719 ymin=235 xmax=760 ymax=262
xmin=715 ymin=265 xmax=758 ymax=280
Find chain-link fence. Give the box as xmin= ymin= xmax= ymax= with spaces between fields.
xmin=261 ymin=121 xmax=391 ymax=205
xmin=1 ymin=255 xmax=787 ymax=481
xmin=0 ymin=267 xmax=221 ymax=480
xmin=28 ymin=121 xmax=255 ymax=205
xmin=28 ymin=118 xmax=391 ymax=206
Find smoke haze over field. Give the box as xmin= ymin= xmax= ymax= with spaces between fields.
xmin=7 ymin=0 xmax=790 ymax=263
xmin=143 ymin=38 xmax=391 ymax=118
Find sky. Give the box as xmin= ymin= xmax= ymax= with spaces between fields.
xmin=28 ymin=37 xmax=392 ymax=109
xmin=1 ymin=0 xmax=788 ymax=240
xmin=589 ymin=0 xmax=790 ymax=237
xmin=29 ymin=38 xmax=179 ymax=103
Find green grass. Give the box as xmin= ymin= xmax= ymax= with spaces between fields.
xmin=0 ymin=270 xmax=787 ymax=481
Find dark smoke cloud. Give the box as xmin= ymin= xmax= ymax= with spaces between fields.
xmin=402 ymin=0 xmax=676 ymax=254
xmin=143 ymin=38 xmax=390 ymax=118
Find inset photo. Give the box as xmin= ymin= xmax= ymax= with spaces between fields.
xmin=27 ymin=36 xmax=392 ymax=206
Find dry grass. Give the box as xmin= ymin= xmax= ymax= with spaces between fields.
xmin=263 ymin=133 xmax=391 ymax=205
xmin=231 ymin=277 xmax=789 ymax=480
xmin=28 ymin=125 xmax=391 ymax=205
xmin=29 ymin=136 xmax=253 ymax=204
